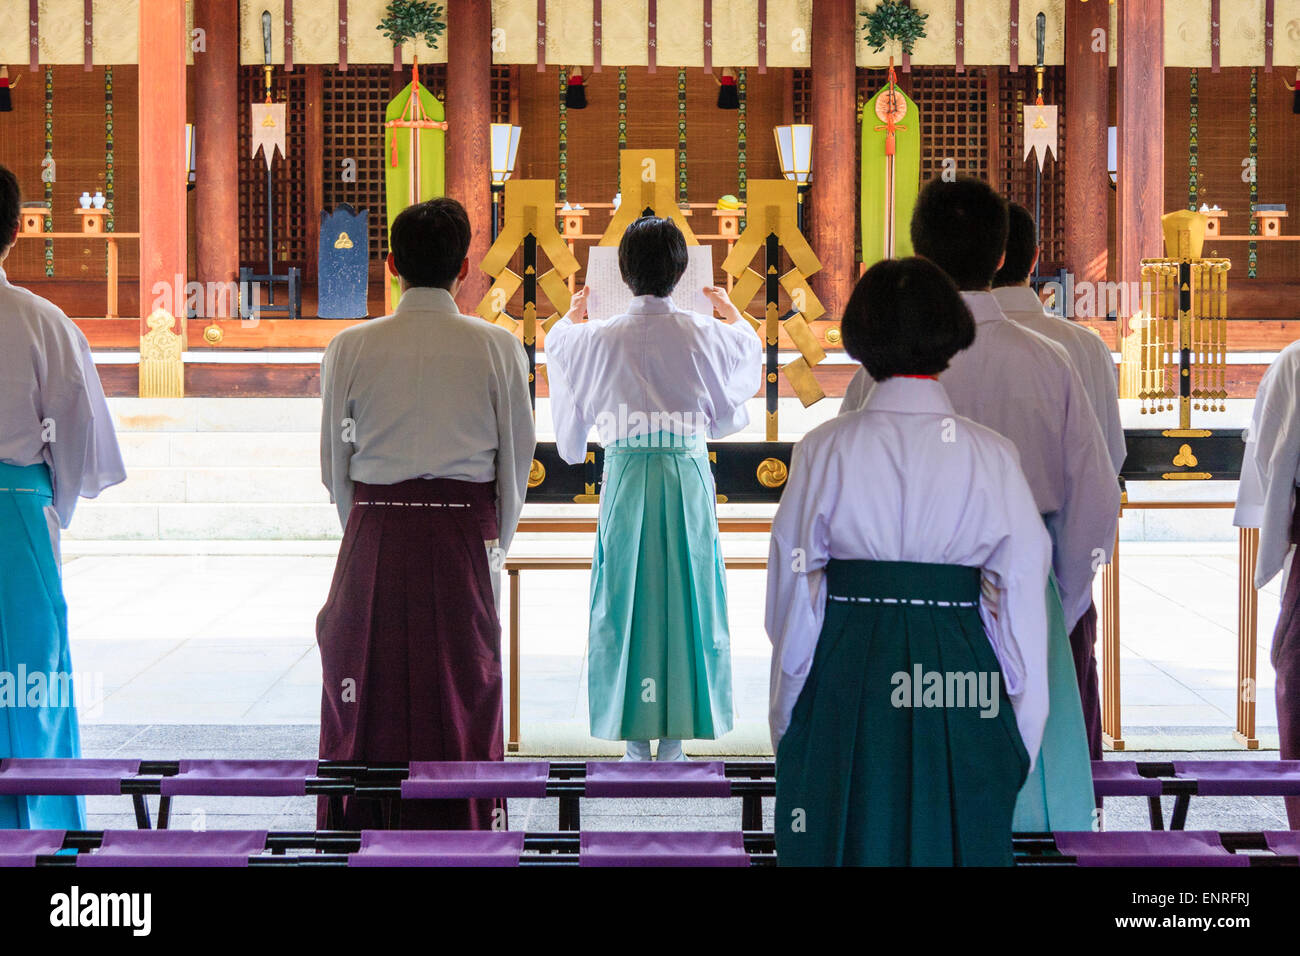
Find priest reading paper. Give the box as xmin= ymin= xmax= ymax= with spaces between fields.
xmin=769 ymin=258 xmax=1051 ymax=866
xmin=317 ymin=198 xmax=535 ymax=829
xmin=0 ymin=165 xmax=126 ymax=830
xmin=545 ymin=216 xmax=761 ymax=761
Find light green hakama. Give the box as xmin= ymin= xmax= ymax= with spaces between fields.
xmin=1011 ymin=576 xmax=1096 ymax=831
xmin=587 ymin=432 xmax=734 ymax=741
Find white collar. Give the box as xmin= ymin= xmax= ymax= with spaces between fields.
xmin=625 ymin=295 xmax=676 ymax=315
xmin=991 ymin=285 xmax=1049 ymax=316
xmin=860 ymin=375 xmax=956 ymax=416
xmin=393 ymin=285 xmax=460 ymax=315
xmin=959 ymin=290 xmax=1009 ymax=325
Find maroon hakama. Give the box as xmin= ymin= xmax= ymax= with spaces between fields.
xmin=316 ymin=477 xmax=505 ymax=830
xmin=1271 ymin=506 xmax=1300 ymax=828
xmin=1069 ymin=600 xmax=1103 ymax=760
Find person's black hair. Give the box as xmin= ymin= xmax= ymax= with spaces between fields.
xmin=618 ymin=216 xmax=688 ymax=298
xmin=909 ymin=176 xmax=1009 ymax=291
xmin=389 ymin=197 xmax=472 ymax=289
xmin=992 ymin=202 xmax=1038 ymax=288
xmin=0 ymin=165 xmax=20 ymax=248
xmin=841 ymin=256 xmax=975 ymax=380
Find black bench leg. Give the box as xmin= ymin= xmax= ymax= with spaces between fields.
xmin=157 ymin=796 xmax=172 ymax=830
xmin=741 ymin=794 xmax=762 ymax=831
xmin=1147 ymin=796 xmax=1165 ymax=830
xmin=558 ymin=795 xmax=580 ymax=832
xmin=1169 ymin=794 xmax=1191 ymax=831
xmin=131 ymin=794 xmax=152 ymax=830
xmin=326 ymin=794 xmax=344 ymax=829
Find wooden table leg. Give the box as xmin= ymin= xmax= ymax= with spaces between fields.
xmin=1235 ymin=527 xmax=1261 ymax=749
xmin=1101 ymin=527 xmax=1125 ymax=750
xmin=508 ymin=567 xmax=521 ymax=753
xmin=106 ymin=236 xmax=118 ymax=318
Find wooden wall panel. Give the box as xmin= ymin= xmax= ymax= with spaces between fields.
xmin=0 ymin=66 xmax=140 ymax=283
xmin=1163 ymin=67 xmax=1300 ymax=283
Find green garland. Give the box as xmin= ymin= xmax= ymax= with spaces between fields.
xmin=677 ymin=69 xmax=688 ymax=205
xmin=558 ymin=67 xmax=568 ymax=203
xmin=737 ymin=68 xmax=747 ymax=231
xmin=44 ymin=67 xmax=53 ymax=278
xmin=1187 ymin=69 xmax=1198 ymax=211
xmin=1248 ymin=68 xmax=1258 ymax=278
xmin=377 ymin=0 xmax=446 ymax=49
xmin=861 ymin=0 xmax=928 ymax=57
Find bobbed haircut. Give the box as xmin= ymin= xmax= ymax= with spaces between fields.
xmin=841 ymin=256 xmax=976 ymax=381
xmin=0 ymin=165 xmax=19 ymax=246
xmin=389 ymin=197 xmax=472 ymax=289
xmin=618 ymin=216 xmax=688 ymax=299
xmin=909 ymin=176 xmax=1009 ymax=291
xmin=992 ymin=202 xmax=1038 ymax=288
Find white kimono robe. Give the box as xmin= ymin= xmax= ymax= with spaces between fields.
xmin=544 ymin=295 xmax=762 ymax=462
xmin=993 ymin=285 xmax=1127 ymax=474
xmin=841 ymin=291 xmax=1120 ymax=631
xmin=1234 ymin=340 xmax=1300 ymax=588
xmin=0 ymin=267 xmax=125 ymax=534
xmin=767 ymin=376 xmax=1052 ymax=761
xmin=319 ymin=286 xmax=536 ymax=551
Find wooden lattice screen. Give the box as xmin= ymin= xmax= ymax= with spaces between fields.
xmin=491 ymin=65 xmax=514 ymax=123
xmin=321 ymin=65 xmax=394 ymax=259
xmin=792 ymin=68 xmax=811 ymax=123
xmin=995 ymin=65 xmax=1066 ymax=271
xmin=238 ymin=67 xmax=309 ymax=271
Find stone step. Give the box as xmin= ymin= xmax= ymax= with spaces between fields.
xmin=93 ymin=467 xmax=328 ymax=505
xmin=66 ymin=503 xmax=342 ymax=541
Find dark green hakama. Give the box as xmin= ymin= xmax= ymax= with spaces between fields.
xmin=774 ymin=560 xmax=1029 ymax=866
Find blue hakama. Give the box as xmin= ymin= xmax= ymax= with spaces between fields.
xmin=0 ymin=463 xmax=86 ymax=830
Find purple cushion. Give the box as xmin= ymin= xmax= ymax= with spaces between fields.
xmin=0 ymin=759 xmax=142 ymax=796
xmin=1091 ymin=761 xmax=1162 ymax=797
xmin=580 ymin=831 xmax=749 ymax=867
xmin=347 ymin=830 xmax=525 ymax=867
xmin=1053 ymin=830 xmax=1248 ymax=867
xmin=158 ymin=760 xmax=319 ymax=796
xmin=76 ymin=830 xmax=268 ymax=868
xmin=1263 ymin=831 xmax=1300 ymax=856
xmin=584 ymin=761 xmax=731 ymax=798
xmin=0 ymin=830 xmax=66 ymax=867
xmin=400 ymin=761 xmax=549 ymax=799
xmin=1171 ymin=760 xmax=1300 ymax=796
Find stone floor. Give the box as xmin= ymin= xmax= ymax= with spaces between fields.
xmin=50 ymin=538 xmax=1290 ymax=834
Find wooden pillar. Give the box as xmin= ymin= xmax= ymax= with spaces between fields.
xmin=304 ymin=66 xmax=325 ymax=284
xmin=138 ymin=0 xmax=188 ymax=397
xmin=1236 ymin=527 xmax=1261 ymax=748
xmin=808 ymin=0 xmax=856 ymax=320
xmin=193 ymin=0 xmax=239 ymax=314
xmin=1116 ymin=0 xmax=1164 ymax=334
xmin=1064 ymin=0 xmax=1109 ymax=299
xmin=445 ymin=0 xmax=493 ymax=312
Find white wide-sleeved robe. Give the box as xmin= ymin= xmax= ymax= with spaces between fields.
xmin=841 ymin=291 xmax=1119 ymax=631
xmin=0 ymin=268 xmax=125 ymax=533
xmin=319 ymin=286 xmax=536 ymax=550
xmin=543 ymin=295 xmax=761 ymax=462
xmin=767 ymin=376 xmax=1052 ymax=763
xmin=993 ymin=285 xmax=1126 ymax=474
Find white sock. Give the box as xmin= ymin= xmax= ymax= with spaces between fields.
xmin=656 ymin=739 xmax=686 ymax=761
xmin=622 ymin=740 xmax=652 ymax=761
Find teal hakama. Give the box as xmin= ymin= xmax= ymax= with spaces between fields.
xmin=0 ymin=463 xmax=86 ymax=830
xmin=587 ymin=432 xmax=733 ymax=741
xmin=1011 ymin=576 xmax=1096 ymax=831
xmin=775 ymin=560 xmax=1029 ymax=867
